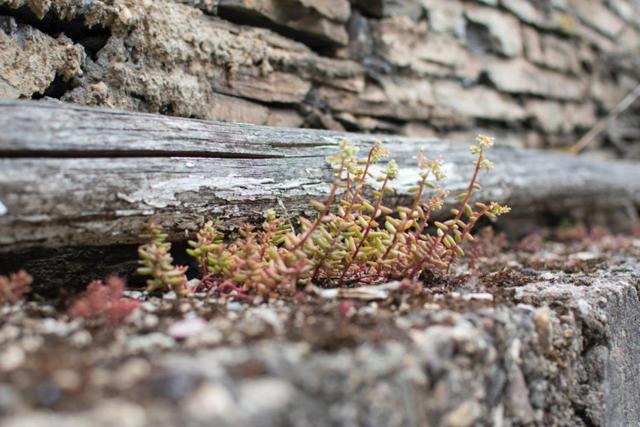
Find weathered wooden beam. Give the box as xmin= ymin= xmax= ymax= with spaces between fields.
xmin=1 ymin=99 xmax=639 ymax=252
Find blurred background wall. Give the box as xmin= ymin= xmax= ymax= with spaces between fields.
xmin=1 ymin=0 xmax=639 ymax=157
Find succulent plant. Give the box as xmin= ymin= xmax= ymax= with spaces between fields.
xmin=137 ymin=219 xmax=189 ymax=296
xmin=144 ymin=134 xmax=511 ymax=299
xmin=0 ymin=270 xmax=32 ymax=305
xmin=68 ymin=276 xmax=140 ymax=324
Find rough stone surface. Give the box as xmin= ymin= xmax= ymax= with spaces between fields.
xmin=0 ymin=0 xmax=639 ymax=153
xmin=1 ymin=242 xmax=640 ymax=426
xmin=487 ymin=59 xmax=586 ymax=100
xmin=216 ymin=0 xmax=350 ymax=46
xmin=0 ymin=16 xmax=83 ymax=96
xmin=464 ymin=5 xmax=523 ymax=57
xmin=526 ymin=100 xmax=596 ymax=133
xmin=434 ymin=80 xmax=526 ymax=122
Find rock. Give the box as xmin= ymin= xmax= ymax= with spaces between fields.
xmin=522 ymin=26 xmax=581 ymax=74
xmin=183 ymin=383 xmax=236 ymax=422
xmin=237 ymin=378 xmax=294 ymax=417
xmin=0 ymin=345 xmax=24 ymax=370
xmin=442 ymin=401 xmax=482 ymax=427
xmin=464 ymin=6 xmax=523 ymax=57
xmin=167 ymin=317 xmax=208 ymax=339
xmin=434 ymin=80 xmax=526 ymax=121
xmin=487 ymin=59 xmax=586 ymax=100
xmin=505 ymin=365 xmax=535 ymax=423
xmin=568 ymin=0 xmax=626 ymax=38
xmin=113 ymin=358 xmax=152 ymax=390
xmin=513 ymin=277 xmax=640 ymax=425
xmin=127 ymin=332 xmax=176 ymax=353
xmin=217 ymin=0 xmax=351 ymax=46
xmin=0 ymin=16 xmax=83 ymax=97
xmin=90 ymin=400 xmax=148 ymax=427
xmin=526 ymin=100 xmax=596 ymax=133
xmin=315 ymin=77 xmax=434 ymax=121
xmin=0 ymin=384 xmax=20 ymax=412
xmin=371 ymin=16 xmax=480 ymax=79
xmin=175 ymin=0 xmax=219 ymax=14
xmin=500 ymin=0 xmax=547 ymax=27
xmin=462 ymin=292 xmax=494 ymax=302
xmin=423 ymin=0 xmax=465 ymax=35
xmin=607 ymin=0 xmax=638 ymax=25
xmin=533 ymin=306 xmax=553 ymax=352
xmin=352 ymin=0 xmax=424 ymax=20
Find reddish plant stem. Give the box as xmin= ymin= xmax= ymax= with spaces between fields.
xmin=219 ymin=282 xmax=254 ymax=302
xmin=195 ymin=255 xmax=208 ymax=279
xmin=339 ymin=175 xmax=389 ymax=282
xmin=412 ymin=204 xmax=432 ymax=240
xmin=311 ymin=231 xmax=341 ymax=281
xmin=294 ymin=160 xmax=345 ymax=251
xmin=340 ymin=171 xmax=353 ymax=215
xmin=444 ymin=206 xmax=489 ymax=270
xmin=406 ymin=149 xmax=485 ymax=278
xmin=380 ymin=175 xmax=428 ymax=263
xmin=342 ymin=147 xmax=376 ymax=219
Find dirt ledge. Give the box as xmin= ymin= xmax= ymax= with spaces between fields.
xmin=1 ymin=239 xmax=639 ymax=427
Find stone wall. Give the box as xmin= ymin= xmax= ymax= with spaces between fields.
xmin=1 ymin=0 xmax=639 ymax=154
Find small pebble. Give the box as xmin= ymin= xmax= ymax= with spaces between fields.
xmin=462 ymin=293 xmax=493 ymax=302
xmin=70 ymin=330 xmax=93 ymax=347
xmin=0 ymin=346 xmax=24 ymax=370
xmin=168 ymin=317 xmax=207 ymax=339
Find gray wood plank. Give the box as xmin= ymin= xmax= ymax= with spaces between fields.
xmin=1 ymin=100 xmax=639 ymax=251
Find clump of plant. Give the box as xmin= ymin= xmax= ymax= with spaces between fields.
xmin=176 ymin=134 xmax=509 ymax=299
xmin=68 ymin=276 xmax=140 ymax=323
xmin=137 ymin=219 xmax=190 ymax=296
xmin=516 ymin=232 xmax=544 ymax=253
xmin=0 ymin=270 xmax=32 ymax=305
xmin=467 ymin=226 xmax=508 ymax=269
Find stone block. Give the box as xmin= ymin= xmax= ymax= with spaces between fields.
xmin=501 ymin=0 xmax=547 ymax=26
xmin=372 ymin=16 xmax=481 ymax=79
xmin=352 ymin=0 xmax=423 ymax=21
xmin=218 ymin=0 xmax=350 ymax=45
xmin=314 ymin=76 xmax=434 ymax=121
xmin=422 ymin=0 xmax=465 ymax=35
xmin=0 ymin=16 xmax=83 ymax=97
xmin=522 ymin=26 xmax=580 ymax=74
xmin=434 ymin=80 xmax=526 ymax=121
xmin=526 ymin=99 xmax=596 ymax=133
xmin=487 ymin=59 xmax=586 ymax=100
xmin=568 ymin=0 xmax=626 ymax=38
xmin=464 ymin=5 xmax=523 ymax=57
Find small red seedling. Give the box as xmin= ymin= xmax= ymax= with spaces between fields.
xmin=68 ymin=276 xmax=140 ymax=324
xmin=517 ymin=232 xmax=543 ymax=253
xmin=337 ymin=300 xmax=355 ymax=318
xmin=0 ymin=270 xmax=32 ymax=304
xmin=467 ymin=227 xmax=508 ymax=269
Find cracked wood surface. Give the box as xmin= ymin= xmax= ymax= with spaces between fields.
xmin=1 ymin=99 xmax=640 ymax=251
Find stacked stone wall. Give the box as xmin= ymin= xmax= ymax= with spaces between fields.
xmin=1 ymin=0 xmax=639 ymax=154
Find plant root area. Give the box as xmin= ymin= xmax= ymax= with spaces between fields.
xmin=1 ymin=228 xmax=639 ymax=427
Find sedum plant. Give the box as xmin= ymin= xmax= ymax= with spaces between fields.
xmin=142 ymin=135 xmax=509 ymax=298
xmin=137 ymin=219 xmax=190 ymax=297
xmin=0 ymin=270 xmax=32 ymax=305
xmin=68 ymin=276 xmax=140 ymax=324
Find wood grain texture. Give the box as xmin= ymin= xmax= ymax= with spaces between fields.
xmin=1 ymin=99 xmax=639 ymax=252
